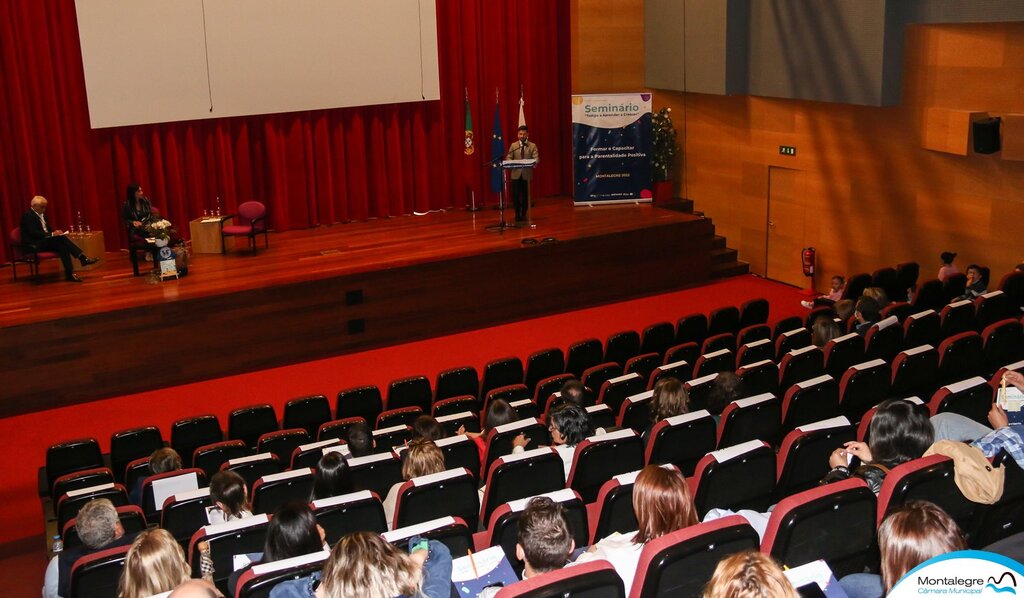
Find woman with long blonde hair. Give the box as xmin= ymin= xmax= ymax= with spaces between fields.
xmin=703 ymin=551 xmax=799 ymax=598
xmin=118 ymin=528 xmax=190 ymax=598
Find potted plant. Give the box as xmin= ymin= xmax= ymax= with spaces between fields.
xmin=651 ymin=107 xmax=678 ymax=201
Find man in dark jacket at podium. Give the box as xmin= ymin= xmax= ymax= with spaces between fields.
xmin=20 ymin=195 xmax=98 ymax=282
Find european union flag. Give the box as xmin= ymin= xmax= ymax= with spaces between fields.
xmin=490 ymin=97 xmax=504 ymax=194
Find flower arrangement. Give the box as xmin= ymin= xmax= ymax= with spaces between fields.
xmin=652 ymin=107 xmax=679 ymax=183
xmin=144 ymin=219 xmax=175 ymax=241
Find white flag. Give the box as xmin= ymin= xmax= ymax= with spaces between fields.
xmin=518 ymin=92 xmax=527 ymax=129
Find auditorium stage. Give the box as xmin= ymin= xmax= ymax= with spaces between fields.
xmin=0 ymin=199 xmax=715 ymax=416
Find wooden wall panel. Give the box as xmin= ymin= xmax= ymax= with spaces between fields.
xmin=570 ymin=0 xmax=645 ymax=93
xmin=572 ymin=9 xmax=1024 ymax=289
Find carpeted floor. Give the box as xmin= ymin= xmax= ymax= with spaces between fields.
xmin=0 ymin=274 xmax=805 ymax=586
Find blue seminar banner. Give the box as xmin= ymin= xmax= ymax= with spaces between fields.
xmin=571 ymin=93 xmax=653 ymax=204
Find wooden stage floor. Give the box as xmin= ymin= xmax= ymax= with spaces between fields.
xmin=0 ymin=199 xmax=714 ymax=415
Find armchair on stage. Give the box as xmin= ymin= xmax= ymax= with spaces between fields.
xmin=220 ymin=201 xmax=269 ymax=255
xmin=8 ymin=227 xmax=60 ymax=280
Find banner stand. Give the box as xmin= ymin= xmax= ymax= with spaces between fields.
xmin=571 ymin=93 xmax=653 ymax=205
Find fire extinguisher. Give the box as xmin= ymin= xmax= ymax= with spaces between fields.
xmin=801 ymin=247 xmax=816 ymax=296
xmin=801 ymin=247 xmax=815 ymax=277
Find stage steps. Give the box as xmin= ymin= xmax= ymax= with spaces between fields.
xmin=657 ymin=198 xmax=749 ymax=279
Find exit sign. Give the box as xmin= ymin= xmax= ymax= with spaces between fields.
xmin=779 ymin=145 xmax=796 ymax=156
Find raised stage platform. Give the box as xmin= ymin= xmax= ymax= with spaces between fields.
xmin=0 ymin=199 xmax=716 ymax=416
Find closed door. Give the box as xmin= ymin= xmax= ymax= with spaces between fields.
xmin=766 ymin=167 xmax=807 ymax=287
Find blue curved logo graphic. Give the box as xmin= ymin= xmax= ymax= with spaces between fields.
xmin=987 ymin=572 xmax=1018 ymax=594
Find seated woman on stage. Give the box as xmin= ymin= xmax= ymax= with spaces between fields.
xmin=123 ymin=183 xmax=154 ymax=240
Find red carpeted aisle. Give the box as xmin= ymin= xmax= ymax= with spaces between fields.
xmin=0 ymin=275 xmax=805 ymax=546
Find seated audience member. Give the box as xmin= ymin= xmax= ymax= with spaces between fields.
xmin=226 ymin=501 xmax=327 ymax=597
xmin=382 ymin=439 xmax=447 ymax=529
xmin=961 ymin=264 xmax=989 ymax=299
xmin=19 ymin=195 xmax=99 ymax=283
xmin=122 ymin=183 xmax=154 ymax=241
xmin=207 ymin=470 xmax=252 ymax=524
xmin=931 ymin=371 xmax=1024 ymax=470
xmin=938 ymin=251 xmax=960 ymax=282
xmin=345 ymin=422 xmax=374 ymax=458
xmin=548 ymin=379 xmax=587 ymax=413
xmin=130 ymin=447 xmax=183 ymax=505
xmin=459 ymin=398 xmax=526 ymax=464
xmin=703 ymin=551 xmax=799 ymax=598
xmin=44 ymin=498 xmax=131 ymax=598
xmin=707 ymin=372 xmax=745 ymax=423
xmin=853 ymin=296 xmax=881 ymax=335
xmin=411 ymin=415 xmax=446 ymax=442
xmin=643 ymin=377 xmax=689 ymax=440
xmin=573 ymin=465 xmax=698 ymax=592
xmin=834 ymin=299 xmax=855 ymax=323
xmin=861 ymin=286 xmax=890 ymax=309
xmin=536 ymin=404 xmax=594 ymax=480
xmin=840 ymin=501 xmax=967 ymax=598
xmin=118 ymin=528 xmax=194 ymax=598
xmin=169 ymin=579 xmax=223 ymax=597
xmin=517 ymin=496 xmax=576 ymax=579
xmin=310 ymin=451 xmax=355 ymax=501
xmin=824 ymin=400 xmax=934 ymax=494
xmin=272 ymin=530 xmax=451 ymax=598
xmin=811 ymin=317 xmax=842 ymax=348
xmin=801 ymin=275 xmax=846 ymax=309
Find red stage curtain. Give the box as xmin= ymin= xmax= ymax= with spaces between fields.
xmin=0 ymin=0 xmax=571 ymax=263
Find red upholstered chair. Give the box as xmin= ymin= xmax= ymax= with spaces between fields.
xmin=188 ymin=513 xmax=271 ymax=590
xmin=436 ymin=366 xmax=481 ymax=402
xmin=533 ymin=373 xmax=575 ymax=406
xmin=392 ymin=467 xmax=479 ymax=530
xmin=251 ymin=468 xmax=316 ymax=515
xmin=191 ymin=440 xmax=248 ymax=479
xmin=911 ymin=279 xmax=945 ymax=313
xmin=717 ymin=393 xmax=782 ymax=449
xmin=823 ymin=332 xmax=865 ymax=380
xmin=63 ymin=505 xmax=146 ymax=552
xmin=842 ymin=273 xmax=872 ymax=301
xmin=772 ymin=316 xmax=804 ymax=341
xmin=597 ymin=372 xmax=646 ymax=414
xmin=67 ymin=543 xmax=131 ymax=598
xmin=736 ymin=338 xmax=775 ymax=368
xmin=876 ymin=455 xmax=976 ymax=529
xmin=736 ymin=359 xmax=780 ymax=397
xmin=928 ymin=376 xmax=993 ymax=425
xmin=316 ymin=416 xmax=367 ymax=442
xmin=640 ymin=322 xmax=676 ymax=358
xmin=481 ymin=358 xmax=525 ymax=398
xmin=52 ymin=468 xmax=115 ymax=505
xmin=567 ymin=338 xmax=605 ymax=379
xmin=586 ymin=404 xmax=616 ymax=431
xmin=567 ymin=429 xmax=646 ymax=503
xmin=480 ymin=488 xmax=589 ymax=570
xmin=222 ymin=453 xmax=282 ymax=489
xmin=940 ymin=299 xmax=976 ymax=339
xmin=629 ymin=516 xmax=759 ymax=598
xmin=937 ymin=332 xmax=984 ymax=387
xmin=220 ymin=200 xmax=268 ymax=254
xmin=942 ymin=273 xmax=968 ymax=305
xmin=8 ymin=227 xmax=60 ymax=280
xmin=775 ymin=327 xmax=813 ymax=361
xmin=895 ymin=261 xmax=920 ymax=299
xmin=774 ymin=417 xmax=856 ymax=498
xmin=375 ymin=406 xmax=423 ymax=430
xmin=761 ymin=478 xmax=877 ymax=577
xmin=675 ymin=313 xmax=708 ymax=346
xmin=335 ymin=385 xmax=384 ymax=426
xmin=235 ymin=551 xmax=330 ymax=598
xmin=524 ymin=349 xmax=564 ymax=394
xmin=581 ymin=363 xmax=623 ymax=400
xmin=482 ymin=418 xmax=549 ymax=478
xmin=739 ymin=298 xmax=770 ymax=329
xmin=348 ymin=452 xmax=402 ymax=498
xmin=624 ymin=353 xmax=661 ymax=386
xmin=864 ymin=316 xmax=903 ymax=362
xmin=781 ymin=375 xmax=840 ymax=435
xmin=312 ymin=489 xmax=387 ymax=545
xmin=648 ymin=357 xmax=693 ymax=389
xmin=701 ymin=332 xmax=736 ymax=356
xmin=605 ymin=330 xmax=641 ymax=368
xmin=291 ymin=438 xmax=343 ymax=471
xmin=692 ymin=348 xmax=734 ymax=379
xmin=890 ymin=345 xmax=940 ymax=400
xmin=974 ymin=291 xmax=1017 ymax=331
xmin=617 ymin=389 xmax=653 ymax=433
xmin=256 ymin=428 xmax=312 ymax=462
xmin=737 ymin=323 xmax=772 ymax=349
xmin=645 ymin=410 xmax=717 ymax=476
xmin=982 ymin=319 xmax=1024 ymax=373
xmin=384 ymin=515 xmax=474 ymax=557
xmin=46 ymin=438 xmax=104 ymax=496
xmin=690 ymin=440 xmax=776 ymax=517
xmin=140 ymin=468 xmax=205 ymax=520
xmin=708 ymin=305 xmax=740 ymax=336
xmin=161 ymin=487 xmax=213 ymax=546
xmin=480 ymin=447 xmax=565 ymax=525
xmin=903 ymin=309 xmax=941 ymax=349
xmin=998 ymin=270 xmax=1024 ymax=309
xmin=838 ymin=360 xmax=891 ymax=424
xmin=872 ymin=267 xmax=901 ymax=303
xmin=282 ymin=395 xmax=332 ymax=437
xmin=56 ymin=483 xmax=129 ymax=534
xmin=434 ymin=434 xmax=481 ymax=479
xmin=387 ymin=375 xmax=432 ymax=412
xmin=880 ymin=301 xmax=914 ymax=323
xmin=663 ymin=341 xmax=700 ymax=368
xmin=589 ymin=469 xmax=645 ymax=543
xmin=683 ymin=372 xmax=718 ymax=413
xmin=497 ymin=561 xmax=624 ymax=598
xmin=778 ymin=346 xmax=825 ymax=392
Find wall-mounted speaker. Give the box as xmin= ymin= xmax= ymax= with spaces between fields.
xmin=972 ymin=117 xmax=1001 ymax=154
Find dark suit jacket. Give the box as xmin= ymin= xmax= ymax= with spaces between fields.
xmin=122 ymin=198 xmax=153 ymax=228
xmin=20 ymin=209 xmax=50 ymax=246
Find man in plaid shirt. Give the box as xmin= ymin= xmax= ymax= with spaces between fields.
xmin=932 ymin=371 xmax=1024 ymax=470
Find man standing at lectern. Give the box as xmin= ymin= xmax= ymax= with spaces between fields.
xmin=20 ymin=195 xmax=98 ymax=282
xmin=507 ymin=125 xmax=539 ymax=225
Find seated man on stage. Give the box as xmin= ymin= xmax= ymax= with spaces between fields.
xmin=20 ymin=195 xmax=98 ymax=282
xmin=507 ymin=125 xmax=539 ymax=224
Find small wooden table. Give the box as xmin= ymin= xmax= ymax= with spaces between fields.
xmin=64 ymin=231 xmax=105 ymax=272
xmin=189 ymin=217 xmax=233 ymax=254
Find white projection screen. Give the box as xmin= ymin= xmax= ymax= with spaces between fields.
xmin=75 ymin=0 xmax=441 ymax=128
